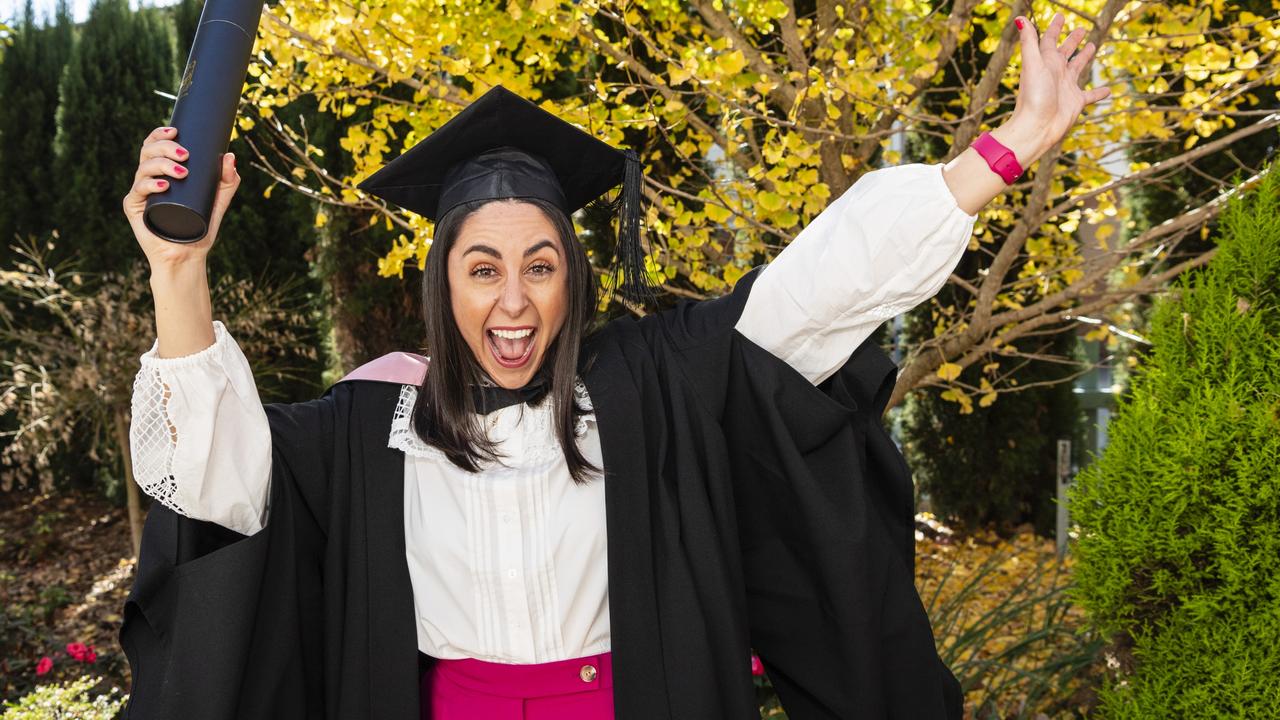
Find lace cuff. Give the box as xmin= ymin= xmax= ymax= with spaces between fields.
xmin=130 ymin=321 xmax=272 ymax=536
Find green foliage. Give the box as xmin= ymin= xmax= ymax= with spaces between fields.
xmin=900 ymin=318 xmax=1083 ymax=533
xmin=1 ymin=676 xmax=126 ymax=719
xmin=53 ymin=0 xmax=173 ymax=272
xmin=0 ymin=235 xmax=322 ymax=493
xmin=751 ymin=528 xmax=1101 ymax=718
xmin=0 ymin=601 xmax=55 ymax=699
xmin=0 ymin=1 xmax=73 ymax=264
xmin=1070 ymin=164 xmax=1280 ymax=717
xmin=926 ymin=547 xmax=1100 ymax=718
xmin=0 ymin=0 xmax=326 ymax=494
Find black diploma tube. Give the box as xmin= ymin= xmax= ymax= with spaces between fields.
xmin=143 ymin=0 xmax=266 ymax=243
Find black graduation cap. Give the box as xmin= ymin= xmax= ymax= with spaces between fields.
xmin=358 ymin=84 xmax=656 ymax=306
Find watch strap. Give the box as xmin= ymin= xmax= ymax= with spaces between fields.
xmin=973 ymin=131 xmax=1024 ymax=185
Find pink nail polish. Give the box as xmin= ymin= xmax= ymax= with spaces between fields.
xmin=157 ymin=180 xmax=168 ymax=188
xmin=174 ymin=165 xmax=187 ymax=174
xmin=176 ymin=147 xmax=188 ymax=158
xmin=1015 ymin=18 xmax=1024 ymax=30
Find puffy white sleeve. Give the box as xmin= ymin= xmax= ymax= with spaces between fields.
xmin=734 ymin=162 xmax=979 ymax=385
xmin=129 ymin=320 xmax=272 ymax=536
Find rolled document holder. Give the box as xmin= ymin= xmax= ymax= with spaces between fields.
xmin=143 ymin=0 xmax=266 ymax=243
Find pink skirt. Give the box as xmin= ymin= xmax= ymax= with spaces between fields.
xmin=421 ymin=651 xmax=614 ymax=720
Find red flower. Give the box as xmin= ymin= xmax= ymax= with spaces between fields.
xmin=750 ymin=652 xmax=765 ymax=677
xmin=35 ymin=656 xmax=53 ymax=675
xmin=65 ymin=642 xmax=97 ymax=663
xmin=66 ymin=642 xmax=88 ymax=661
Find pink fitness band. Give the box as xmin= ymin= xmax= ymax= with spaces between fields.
xmin=973 ymin=131 xmax=1024 ymax=185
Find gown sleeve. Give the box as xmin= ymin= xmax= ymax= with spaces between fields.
xmin=734 ymin=162 xmax=978 ymax=385
xmin=631 ymin=165 xmax=971 ymax=717
xmin=121 ymin=326 xmax=348 ymax=719
xmin=129 ymin=320 xmax=272 ymax=536
xmin=722 ymin=332 xmax=963 ymax=718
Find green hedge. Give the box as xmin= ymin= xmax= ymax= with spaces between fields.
xmin=1070 ymin=164 xmax=1280 ymax=717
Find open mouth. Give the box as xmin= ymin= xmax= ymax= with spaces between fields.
xmin=486 ymin=327 xmax=537 ymax=369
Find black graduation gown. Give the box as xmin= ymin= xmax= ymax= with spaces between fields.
xmin=120 ymin=266 xmax=961 ymax=719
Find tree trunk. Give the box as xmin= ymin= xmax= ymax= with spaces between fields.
xmin=114 ymin=406 xmax=143 ymax=558
xmin=319 ymin=206 xmax=423 ymax=372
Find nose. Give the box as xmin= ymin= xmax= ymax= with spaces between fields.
xmin=497 ymin=273 xmax=531 ymax=318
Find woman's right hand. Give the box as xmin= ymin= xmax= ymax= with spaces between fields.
xmin=123 ymin=126 xmax=240 ymax=268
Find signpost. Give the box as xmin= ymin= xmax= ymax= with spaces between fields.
xmin=1056 ymin=438 xmax=1072 ymax=558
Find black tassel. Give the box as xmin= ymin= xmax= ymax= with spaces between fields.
xmin=607 ymin=149 xmax=660 ymax=309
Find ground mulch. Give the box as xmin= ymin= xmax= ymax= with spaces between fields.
xmin=0 ymin=489 xmax=135 ymax=702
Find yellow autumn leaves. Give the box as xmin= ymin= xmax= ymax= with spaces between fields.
xmin=243 ymin=0 xmax=1278 ymax=410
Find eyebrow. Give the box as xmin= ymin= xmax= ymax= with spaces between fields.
xmin=462 ymin=239 xmax=560 ymax=260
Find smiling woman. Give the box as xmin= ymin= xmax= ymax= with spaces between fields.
xmin=122 ymin=84 xmax=981 ymax=720
xmin=120 ymin=27 xmax=1111 ymax=713
xmin=449 ymin=205 xmax=569 ymax=379
xmin=420 ymin=194 xmax=598 ymax=481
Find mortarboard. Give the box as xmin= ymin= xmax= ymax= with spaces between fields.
xmin=357 ymin=85 xmax=656 ymax=307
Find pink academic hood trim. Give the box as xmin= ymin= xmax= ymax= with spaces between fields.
xmin=339 ymin=352 xmax=429 ymax=386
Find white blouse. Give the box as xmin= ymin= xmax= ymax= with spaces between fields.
xmin=129 ymin=162 xmax=977 ymax=664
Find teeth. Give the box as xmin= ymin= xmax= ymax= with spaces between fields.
xmin=490 ymin=328 xmax=533 ymax=339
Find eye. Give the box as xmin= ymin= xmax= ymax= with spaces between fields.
xmin=470 ymin=265 xmax=498 ymax=278
xmin=527 ymin=262 xmax=555 ymax=275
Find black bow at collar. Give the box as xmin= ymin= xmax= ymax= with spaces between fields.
xmin=471 ymin=363 xmax=553 ymax=414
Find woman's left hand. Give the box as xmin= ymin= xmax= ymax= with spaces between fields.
xmin=1010 ymin=11 xmax=1112 ymax=149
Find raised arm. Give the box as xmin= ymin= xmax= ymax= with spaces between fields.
xmin=736 ymin=10 xmax=1110 ymax=385
xmin=122 ymin=125 xmax=241 ymax=357
xmin=734 ymin=162 xmax=977 ymax=385
xmin=124 ymin=127 xmax=270 ymax=536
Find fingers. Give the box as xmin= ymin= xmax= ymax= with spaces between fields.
xmin=1068 ymin=41 xmax=1098 ymax=77
xmin=206 ymin=154 xmax=241 ymax=239
xmin=134 ymin=156 xmax=190 ymax=187
xmin=1039 ymin=12 xmax=1066 ymax=56
xmin=124 ymin=155 xmax=190 ymax=210
xmin=1083 ymin=86 xmax=1112 ymax=106
xmin=143 ymin=125 xmax=178 ymax=145
xmin=1015 ymin=15 xmax=1040 ymax=64
xmin=128 ymin=127 xmax=187 ymax=210
xmin=140 ymin=138 xmax=189 ymax=164
xmin=219 ymin=152 xmax=239 ymax=186
xmin=1059 ymin=26 xmax=1088 ymax=59
xmin=126 ymin=174 xmax=172 ymax=203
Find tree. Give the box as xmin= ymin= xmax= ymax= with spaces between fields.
xmin=895 ymin=17 xmax=1085 ymax=533
xmin=0 ymin=1 xmax=73 ymax=263
xmin=900 ymin=325 xmax=1081 ymax=533
xmin=1070 ymin=164 xmax=1280 ymax=716
xmin=0 ymin=237 xmax=320 ymax=554
xmin=241 ymin=0 xmax=1277 ymax=410
xmin=54 ymin=0 xmax=172 ymax=272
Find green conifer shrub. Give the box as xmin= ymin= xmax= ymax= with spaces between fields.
xmin=0 ymin=1 xmax=74 ymax=261
xmin=1070 ymin=164 xmax=1280 ymax=717
xmin=53 ymin=0 xmax=172 ymax=271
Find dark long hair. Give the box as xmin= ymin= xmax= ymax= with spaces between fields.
xmin=411 ymin=197 xmax=600 ymax=483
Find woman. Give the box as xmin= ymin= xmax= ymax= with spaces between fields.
xmin=119 ymin=13 xmax=1108 ymax=719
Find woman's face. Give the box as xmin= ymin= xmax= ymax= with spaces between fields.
xmin=447 ymin=200 xmax=569 ymax=389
